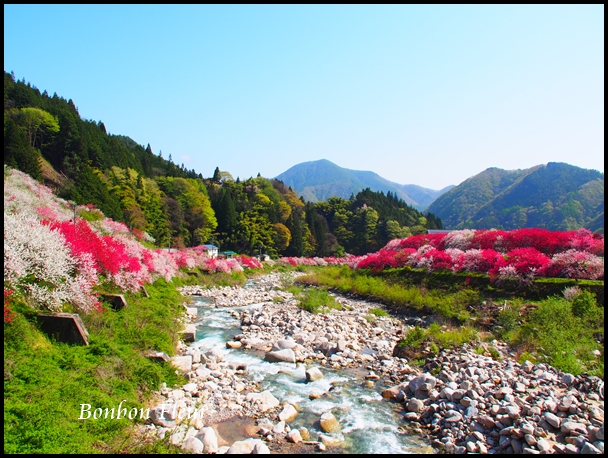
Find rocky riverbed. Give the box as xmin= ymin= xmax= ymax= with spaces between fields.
xmin=139 ymin=272 xmax=604 ymax=454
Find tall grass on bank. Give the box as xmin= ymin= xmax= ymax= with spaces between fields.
xmin=515 ymin=291 xmax=604 ymax=376
xmin=179 ymin=269 xmax=248 ymax=289
xmin=298 ymin=266 xmax=604 ymax=377
xmin=397 ymin=323 xmax=480 ymax=351
xmin=4 ymin=279 xmax=188 ymax=454
xmin=298 ymin=266 xmax=474 ymax=321
xmin=296 ymin=288 xmax=342 ymax=314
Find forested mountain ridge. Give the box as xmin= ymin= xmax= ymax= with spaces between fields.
xmin=275 ymin=159 xmax=453 ymax=210
xmin=4 ymin=72 xmax=200 ymax=220
xmin=4 ymin=71 xmax=442 ymax=256
xmin=427 ymin=163 xmax=604 ymax=233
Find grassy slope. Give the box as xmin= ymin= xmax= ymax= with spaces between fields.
xmin=4 ymin=279 xmax=188 ymax=454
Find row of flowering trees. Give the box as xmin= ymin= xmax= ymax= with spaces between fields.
xmin=383 ymin=229 xmax=604 ymax=256
xmin=278 ymin=228 xmax=604 ymax=282
xmin=4 ymin=167 xmax=262 ymax=316
xmin=3 ymin=166 xmax=604 ymax=318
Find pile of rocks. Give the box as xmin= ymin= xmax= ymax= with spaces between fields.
xmin=378 ymin=346 xmax=604 ymax=454
xmin=235 ymin=295 xmax=409 ymax=371
xmin=179 ymin=273 xmax=296 ymax=307
xmin=145 ymin=273 xmax=604 ymax=455
xmin=228 ymin=277 xmax=604 ymax=455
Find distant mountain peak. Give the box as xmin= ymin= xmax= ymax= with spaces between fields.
xmin=275 ymin=159 xmax=452 ymax=210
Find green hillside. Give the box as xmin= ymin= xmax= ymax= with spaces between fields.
xmin=428 ymin=163 xmax=604 ymax=233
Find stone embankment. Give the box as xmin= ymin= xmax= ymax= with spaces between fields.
xmin=141 ymin=273 xmax=604 ymax=454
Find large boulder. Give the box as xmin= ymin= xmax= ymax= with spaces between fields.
xmin=319 ymin=434 xmax=344 ymax=446
xmin=196 ymin=427 xmax=218 ymax=454
xmin=227 ymin=438 xmax=268 ymax=454
xmin=561 ymin=421 xmax=588 ymax=436
xmin=149 ymin=404 xmax=177 ymax=427
xmin=170 ymin=355 xmax=193 ymax=373
xmin=272 ymin=338 xmax=297 ymax=351
xmin=243 ymin=337 xmax=272 ymax=352
xmin=279 ymin=404 xmax=298 ymax=422
xmin=407 ymin=398 xmax=425 ymax=413
xmin=272 ymin=420 xmax=286 ymax=435
xmin=305 ymin=367 xmax=324 ymax=382
xmin=319 ymin=411 xmax=340 ymax=433
xmin=182 ymin=437 xmax=204 ymax=454
xmin=204 ymin=347 xmax=225 ymax=363
xmin=407 ymin=374 xmax=437 ymax=393
xmin=246 ymin=390 xmax=280 ymax=412
xmin=287 ymin=429 xmax=302 ymax=443
xmin=182 ymin=324 xmax=196 ymax=343
xmin=298 ymin=427 xmax=310 ymax=441
xmin=381 ymin=382 xmax=408 ymax=401
xmin=145 ymin=350 xmax=170 ymax=362
xmin=252 ymin=441 xmax=271 ymax=454
xmin=544 ymin=412 xmax=561 ymax=429
xmin=226 ymin=439 xmax=255 ymax=454
xmin=264 ymin=348 xmax=296 ymax=363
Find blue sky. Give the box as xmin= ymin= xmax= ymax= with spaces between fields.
xmin=4 ymin=4 xmax=604 ymax=190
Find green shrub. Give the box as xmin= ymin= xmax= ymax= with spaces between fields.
xmin=487 ymin=346 xmax=501 ymax=361
xmin=517 ymin=352 xmax=539 ymax=365
xmin=409 ymin=358 xmax=425 ymax=367
xmin=430 ymin=365 xmax=442 ymax=376
xmin=549 ymin=350 xmax=583 ymax=375
xmin=474 ymin=345 xmax=485 ymax=355
xmin=517 ymin=295 xmax=601 ymax=375
xmin=399 ymin=326 xmax=426 ymax=348
xmin=77 ymin=208 xmax=103 ymax=222
xmin=427 ymin=322 xmax=442 ymax=338
xmin=453 ymin=289 xmax=482 ymax=308
xmin=286 ymin=285 xmax=304 ymax=296
xmin=571 ymin=290 xmax=597 ymax=319
xmin=297 ymin=289 xmax=340 ymax=314
xmin=368 ymin=307 xmax=388 ymax=317
xmin=433 ymin=326 xmax=479 ymax=348
xmin=496 ymin=301 xmax=520 ymax=338
xmin=363 ymin=314 xmax=376 ymax=324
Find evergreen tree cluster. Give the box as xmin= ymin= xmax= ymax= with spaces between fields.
xmin=4 ymin=71 xmax=442 ymax=256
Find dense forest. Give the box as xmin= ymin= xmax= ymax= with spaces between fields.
xmin=4 ymin=71 xmax=442 ymax=257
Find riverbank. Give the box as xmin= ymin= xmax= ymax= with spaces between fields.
xmin=145 ymin=272 xmax=604 ymax=454
xmin=3 ymin=279 xmax=188 ymax=454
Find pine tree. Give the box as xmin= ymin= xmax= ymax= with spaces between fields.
xmin=212 ymin=166 xmax=222 ymax=183
xmin=4 ymin=117 xmax=42 ymax=180
xmin=285 ymin=210 xmax=304 ymax=256
xmin=216 ymin=188 xmax=237 ymax=235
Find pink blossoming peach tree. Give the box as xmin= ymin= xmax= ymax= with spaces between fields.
xmin=4 ymin=167 xmax=262 ymax=315
xmin=278 ymin=228 xmax=603 ymax=282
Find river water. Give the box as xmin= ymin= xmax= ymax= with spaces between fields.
xmin=187 ymin=280 xmax=433 ymax=454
